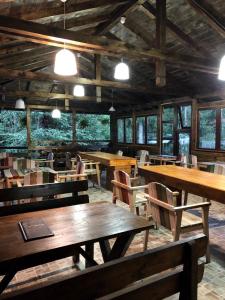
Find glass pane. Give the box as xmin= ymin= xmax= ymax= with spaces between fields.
xmin=162 ymin=123 xmax=173 ymax=138
xmin=162 ymin=107 xmax=174 ymax=121
xmin=125 ymin=118 xmax=133 ymax=143
xmin=136 ymin=117 xmax=145 ymax=144
xmin=178 ymin=133 xmax=190 ymax=155
xmin=147 ymin=115 xmax=157 ymax=145
xmin=162 ymin=140 xmax=174 ymax=155
xmin=180 ymin=105 xmax=192 ymax=127
xmin=31 ymin=111 xmax=72 ymax=146
xmin=117 ymin=119 xmax=124 ymax=143
xmin=221 ymin=109 xmax=225 ymax=149
xmin=77 ymin=114 xmax=110 ymax=141
xmin=0 ymin=110 xmax=27 ymax=147
xmin=199 ymin=109 xmax=216 ymax=149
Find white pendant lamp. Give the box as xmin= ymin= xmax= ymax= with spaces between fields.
xmin=54 ymin=49 xmax=77 ymax=76
xmin=73 ymin=84 xmax=85 ymax=97
xmin=218 ymin=55 xmax=225 ymax=81
xmin=114 ymin=60 xmax=130 ymax=80
xmin=109 ymin=105 xmax=116 ymax=112
xmin=52 ymin=108 xmax=61 ymax=119
xmin=54 ymin=0 xmax=77 ymax=76
xmin=15 ymin=98 xmax=25 ymax=109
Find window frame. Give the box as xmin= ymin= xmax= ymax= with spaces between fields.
xmin=116 ymin=117 xmax=133 ymax=144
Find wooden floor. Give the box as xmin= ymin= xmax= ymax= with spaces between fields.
xmin=2 ymin=185 xmax=225 ymax=300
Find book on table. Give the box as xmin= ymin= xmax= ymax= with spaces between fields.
xmin=18 ymin=218 xmax=54 ymax=241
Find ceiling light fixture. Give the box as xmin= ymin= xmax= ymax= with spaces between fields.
xmin=109 ymin=89 xmax=116 ymax=112
xmin=114 ymin=59 xmax=130 ymax=80
xmin=15 ymin=80 xmax=25 ymax=109
xmin=120 ymin=16 xmax=126 ymax=24
xmin=52 ymin=101 xmax=61 ymax=119
xmin=218 ymin=55 xmax=225 ymax=81
xmin=73 ymin=84 xmax=85 ymax=97
xmin=54 ymin=0 xmax=77 ymax=76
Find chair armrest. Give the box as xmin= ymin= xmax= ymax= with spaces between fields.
xmin=111 ymin=180 xmax=148 ymax=191
xmin=149 ymin=197 xmax=175 ymax=212
xmin=84 ymin=162 xmax=100 ymax=166
xmin=58 ymin=174 xmax=87 ymax=179
xmin=56 ymin=170 xmax=78 ymax=174
xmin=130 ymin=176 xmax=140 ymax=182
xmin=174 ymin=202 xmax=211 ymax=212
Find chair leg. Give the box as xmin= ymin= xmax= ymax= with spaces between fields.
xmin=96 ymin=165 xmax=101 ymax=187
xmin=135 ymin=206 xmax=140 ymax=216
xmin=183 ymin=191 xmax=188 ymax=205
xmin=202 ymin=207 xmax=210 ymax=263
xmin=143 ymin=229 xmax=149 ymax=251
xmin=112 ymin=187 xmax=117 ymax=204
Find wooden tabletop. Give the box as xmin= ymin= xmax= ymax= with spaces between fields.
xmin=138 ymin=165 xmax=225 ymax=203
xmin=0 ymin=202 xmax=150 ymax=268
xmin=3 ymin=167 xmax=56 ymax=179
xmin=80 ymin=152 xmax=136 ymax=167
xmin=149 ymin=155 xmax=177 ymax=161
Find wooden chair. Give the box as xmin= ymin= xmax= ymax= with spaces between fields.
xmin=145 ymin=182 xmax=211 ymax=262
xmin=56 ymin=158 xmax=86 ymax=182
xmin=13 ymin=158 xmax=35 ymax=170
xmin=135 ymin=150 xmax=151 ymax=175
xmin=3 ymin=234 xmax=207 ymax=300
xmin=116 ymin=150 xmax=123 ymax=156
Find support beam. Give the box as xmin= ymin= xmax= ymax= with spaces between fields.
xmin=155 ymin=0 xmax=166 ymax=87
xmin=142 ymin=2 xmax=213 ymax=57
xmin=0 ymin=67 xmax=184 ymax=95
xmin=0 ymin=15 xmax=218 ymax=74
xmin=95 ymin=55 xmax=102 ymax=102
xmin=187 ymin=0 xmax=225 ymax=38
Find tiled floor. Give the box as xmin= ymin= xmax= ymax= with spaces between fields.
xmin=2 ymin=186 xmax=225 ymax=299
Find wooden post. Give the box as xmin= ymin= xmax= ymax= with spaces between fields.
xmin=156 ymin=0 xmax=166 ymax=87
xmin=95 ymin=54 xmax=102 ymax=103
xmin=65 ymin=85 xmax=70 ymax=111
xmin=26 ymin=106 xmax=31 ymax=149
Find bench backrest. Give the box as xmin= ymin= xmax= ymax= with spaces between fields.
xmin=0 ymin=180 xmax=89 ymax=217
xmin=3 ymin=234 xmax=207 ymax=300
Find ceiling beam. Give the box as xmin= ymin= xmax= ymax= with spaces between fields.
xmin=155 ymin=0 xmax=167 ymax=87
xmin=187 ymin=0 xmax=225 ymax=38
xmin=0 ymin=67 xmax=182 ymax=95
xmin=142 ymin=2 xmax=213 ymax=57
xmin=0 ymin=15 xmax=218 ymax=74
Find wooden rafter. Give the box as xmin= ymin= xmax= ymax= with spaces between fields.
xmin=142 ymin=2 xmax=213 ymax=57
xmin=187 ymin=0 xmax=225 ymax=38
xmin=0 ymin=15 xmax=218 ymax=74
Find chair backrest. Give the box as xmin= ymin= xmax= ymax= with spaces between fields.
xmin=117 ymin=150 xmax=123 ymax=156
xmin=0 ymin=156 xmax=13 ymax=168
xmin=47 ymin=152 xmax=54 ymax=160
xmin=181 ymin=154 xmax=197 ymax=168
xmin=148 ymin=182 xmax=175 ymax=230
xmin=23 ymin=171 xmax=43 ymax=186
xmin=13 ymin=159 xmax=35 ymax=169
xmin=139 ymin=150 xmax=149 ymax=163
xmin=4 ymin=234 xmax=207 ymax=300
xmin=0 ymin=180 xmax=89 ymax=217
xmin=113 ymin=170 xmax=131 ymax=205
xmin=76 ymin=160 xmax=85 ymax=175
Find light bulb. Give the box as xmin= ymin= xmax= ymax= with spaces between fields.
xmin=114 ymin=62 xmax=130 ymax=80
xmin=52 ymin=108 xmax=61 ymax=118
xmin=73 ymin=85 xmax=85 ymax=97
xmin=54 ymin=49 xmax=77 ymax=76
xmin=218 ymin=55 xmax=225 ymax=81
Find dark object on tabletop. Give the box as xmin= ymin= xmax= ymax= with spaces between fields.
xmin=19 ymin=218 xmax=54 ymax=241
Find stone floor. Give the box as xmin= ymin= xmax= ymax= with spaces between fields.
xmin=2 ymin=185 xmax=225 ymax=299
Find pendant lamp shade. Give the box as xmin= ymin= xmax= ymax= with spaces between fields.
xmin=109 ymin=105 xmax=116 ymax=112
xmin=15 ymin=98 xmax=25 ymax=109
xmin=52 ymin=108 xmax=61 ymax=119
xmin=114 ymin=61 xmax=129 ymax=80
xmin=73 ymin=85 xmax=85 ymax=97
xmin=218 ymin=55 xmax=225 ymax=81
xmin=54 ymin=49 xmax=77 ymax=76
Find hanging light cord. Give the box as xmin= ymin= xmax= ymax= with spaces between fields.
xmin=63 ymin=1 xmax=66 ymax=30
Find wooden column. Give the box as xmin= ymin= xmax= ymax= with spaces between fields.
xmin=26 ymin=107 xmax=31 ymax=149
xmin=156 ymin=0 xmax=166 ymax=87
xmin=65 ymin=85 xmax=70 ymax=111
xmin=95 ymin=54 xmax=102 ymax=103
xmin=72 ymin=109 xmax=76 ymax=143
xmin=191 ymin=98 xmax=197 ymax=152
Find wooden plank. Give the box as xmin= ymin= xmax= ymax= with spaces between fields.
xmin=95 ymin=54 xmax=102 ymax=103
xmin=0 ymin=15 xmax=218 ymax=74
xmin=155 ymin=0 xmax=166 ymax=87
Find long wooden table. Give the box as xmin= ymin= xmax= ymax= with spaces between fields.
xmin=80 ymin=152 xmax=137 ymax=190
xmin=0 ymin=201 xmax=150 ymax=294
xmin=138 ymin=165 xmax=225 ymax=204
xmin=149 ymin=155 xmax=177 ymax=165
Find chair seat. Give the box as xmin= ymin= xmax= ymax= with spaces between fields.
xmin=181 ymin=211 xmax=203 ymax=228
xmin=135 ymin=192 xmax=149 ymax=205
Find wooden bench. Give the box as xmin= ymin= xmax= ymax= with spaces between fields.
xmin=0 ymin=180 xmax=89 ymax=217
xmin=2 ymin=234 xmax=207 ymax=300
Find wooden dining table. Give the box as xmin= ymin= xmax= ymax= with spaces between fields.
xmin=0 ymin=201 xmax=150 ymax=294
xmin=80 ymin=152 xmax=137 ymax=190
xmin=148 ymin=155 xmax=177 ymax=165
xmin=138 ymin=165 xmax=225 ymax=204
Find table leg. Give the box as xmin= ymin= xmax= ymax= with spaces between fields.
xmin=0 ymin=270 xmax=17 ymax=294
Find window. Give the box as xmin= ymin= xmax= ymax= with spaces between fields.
xmin=136 ymin=117 xmax=145 ymax=144
xmin=162 ymin=107 xmax=174 ymax=155
xmin=76 ymin=114 xmax=110 ymax=142
xmin=147 ymin=115 xmax=157 ymax=145
xmin=180 ymin=105 xmax=192 ymax=128
xmin=221 ymin=108 xmax=225 ymax=150
xmin=116 ymin=117 xmax=133 ymax=143
xmin=117 ymin=118 xmax=124 ymax=143
xmin=0 ymin=109 xmax=27 ymax=148
xmin=125 ymin=118 xmax=133 ymax=143
xmin=31 ymin=110 xmax=72 ymax=146
xmin=198 ymin=109 xmax=216 ymax=149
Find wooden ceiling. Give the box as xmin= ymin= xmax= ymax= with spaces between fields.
xmin=0 ymin=0 xmax=224 ymax=111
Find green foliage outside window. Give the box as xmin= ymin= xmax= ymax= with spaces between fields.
xmin=147 ymin=115 xmax=157 ymax=145
xmin=199 ymin=109 xmax=216 ymax=149
xmin=125 ymin=118 xmax=133 ymax=143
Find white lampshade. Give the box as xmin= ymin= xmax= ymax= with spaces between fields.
xmin=114 ymin=61 xmax=129 ymax=80
xmin=52 ymin=108 xmax=61 ymax=119
xmin=218 ymin=55 xmax=225 ymax=81
xmin=15 ymin=98 xmax=25 ymax=109
xmin=109 ymin=105 xmax=116 ymax=112
xmin=73 ymin=84 xmax=85 ymax=97
xmin=54 ymin=49 xmax=77 ymax=76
